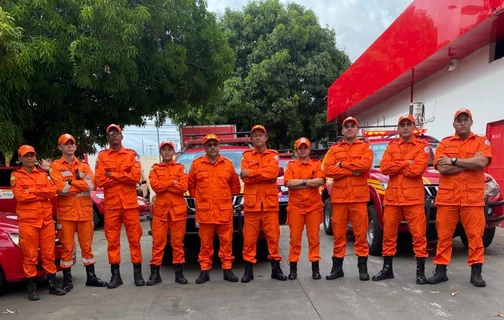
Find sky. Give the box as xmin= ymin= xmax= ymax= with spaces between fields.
xmin=207 ymin=0 xmax=413 ymax=62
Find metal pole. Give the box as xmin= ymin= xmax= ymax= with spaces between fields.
xmin=156 ymin=113 xmax=161 ymax=162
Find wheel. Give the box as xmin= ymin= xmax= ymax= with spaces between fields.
xmin=92 ymin=208 xmax=102 ymax=229
xmin=460 ymin=227 xmax=496 ymax=249
xmin=367 ymin=205 xmax=383 ymax=256
xmin=323 ymin=198 xmax=333 ymax=235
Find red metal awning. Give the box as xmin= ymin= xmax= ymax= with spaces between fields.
xmin=327 ymin=0 xmax=504 ymax=122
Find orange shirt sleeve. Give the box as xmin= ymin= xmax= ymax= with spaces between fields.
xmin=341 ymin=143 xmax=373 ymax=172
xmin=49 ymin=163 xmax=82 ymax=195
xmin=229 ymin=165 xmax=241 ymax=195
xmin=284 ymin=162 xmax=294 ymax=184
xmin=246 ymin=152 xmax=278 ymax=181
xmin=240 ymin=152 xmax=257 ymax=184
xmin=148 ymin=165 xmax=170 ymax=193
xmin=110 ymin=153 xmax=141 ymax=185
xmin=477 ymin=136 xmax=492 ymax=166
xmin=380 ymin=144 xmax=407 ymax=175
xmin=188 ymin=161 xmax=197 ymax=197
xmin=434 ymin=140 xmax=447 ymax=170
xmin=71 ymin=163 xmax=96 ymax=191
xmin=33 ymin=173 xmax=57 ymax=199
xmin=166 ymin=165 xmax=189 ymax=194
xmin=95 ymin=152 xmax=119 ymax=188
xmin=402 ymin=142 xmax=429 ymax=177
xmin=11 ymin=172 xmax=39 ymax=202
xmin=323 ymin=147 xmax=353 ymax=179
xmin=314 ymin=161 xmax=325 ymax=179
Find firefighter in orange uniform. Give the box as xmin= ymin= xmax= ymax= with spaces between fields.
xmin=147 ymin=140 xmax=189 ymax=285
xmin=188 ymin=134 xmax=241 ymax=284
xmin=240 ymin=125 xmax=287 ymax=282
xmin=49 ymin=134 xmax=108 ymax=292
xmin=11 ymin=145 xmax=66 ymax=301
xmin=284 ymin=137 xmax=325 ymax=280
xmin=427 ymin=109 xmax=491 ymax=287
xmin=371 ymin=115 xmax=429 ymax=284
xmin=95 ymin=124 xmax=145 ymax=288
xmin=323 ymin=117 xmax=373 ymax=281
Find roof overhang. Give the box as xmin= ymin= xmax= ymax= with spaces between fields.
xmin=327 ymin=0 xmax=504 ymax=122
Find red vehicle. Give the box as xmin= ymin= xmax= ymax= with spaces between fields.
xmin=92 ymin=188 xmax=151 ymax=227
xmin=321 ymin=128 xmax=504 ymax=256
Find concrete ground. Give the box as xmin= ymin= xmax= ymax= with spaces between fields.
xmin=2 ymin=219 xmax=504 ymax=320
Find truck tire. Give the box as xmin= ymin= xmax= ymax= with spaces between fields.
xmin=93 ymin=208 xmax=102 ymax=229
xmin=460 ymin=227 xmax=496 ymax=249
xmin=323 ymin=199 xmax=333 ymax=235
xmin=367 ymin=205 xmax=383 ymax=256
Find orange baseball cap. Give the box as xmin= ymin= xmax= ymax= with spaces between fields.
xmin=58 ymin=133 xmax=76 ymax=145
xmin=106 ymin=124 xmax=122 ymax=133
xmin=295 ymin=137 xmax=311 ymax=149
xmin=251 ymin=125 xmax=267 ymax=134
xmin=342 ymin=116 xmax=358 ymax=127
xmin=18 ymin=145 xmax=36 ymax=156
xmin=159 ymin=140 xmax=175 ymax=149
xmin=454 ymin=108 xmax=472 ymax=120
xmin=203 ymin=134 xmax=220 ymax=144
xmin=398 ymin=114 xmax=416 ymax=125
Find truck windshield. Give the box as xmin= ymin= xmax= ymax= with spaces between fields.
xmin=370 ymin=142 xmax=438 ymax=168
xmin=176 ymin=150 xmax=244 ymax=173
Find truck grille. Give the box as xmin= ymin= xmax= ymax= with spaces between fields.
xmin=424 ymin=185 xmax=438 ymax=200
xmin=185 ymin=195 xmax=243 ymax=212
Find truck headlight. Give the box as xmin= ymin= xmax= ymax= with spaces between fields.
xmin=485 ymin=179 xmax=500 ymax=198
xmin=95 ymin=193 xmax=105 ymax=200
xmin=9 ymin=233 xmax=20 ymax=247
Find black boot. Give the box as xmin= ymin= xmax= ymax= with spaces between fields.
xmin=174 ymin=264 xmax=188 ymax=285
xmin=241 ymin=262 xmax=254 ymax=283
xmin=358 ymin=256 xmax=370 ymax=281
xmin=270 ymin=260 xmax=287 ymax=281
xmin=26 ymin=278 xmax=39 ymax=301
xmin=62 ymin=268 xmax=73 ymax=292
xmin=146 ymin=264 xmax=162 ymax=286
xmin=133 ymin=264 xmax=145 ymax=286
xmin=416 ymin=258 xmax=427 ymax=285
xmin=427 ymin=265 xmax=448 ymax=284
xmin=223 ymin=269 xmax=239 ymax=282
xmin=85 ymin=265 xmax=108 ymax=287
xmin=372 ymin=256 xmax=394 ymax=281
xmin=470 ymin=264 xmax=486 ymax=287
xmin=195 ymin=270 xmax=210 ymax=284
xmin=288 ymin=262 xmax=297 ymax=280
xmin=312 ymin=261 xmax=321 ymax=280
xmin=326 ymin=257 xmax=344 ymax=280
xmin=47 ymin=273 xmax=66 ymax=296
xmin=107 ymin=264 xmax=123 ymax=289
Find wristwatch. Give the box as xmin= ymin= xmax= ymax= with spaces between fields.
xmin=451 ymin=157 xmax=458 ymax=165
xmin=67 ymin=179 xmax=72 ymax=185
xmin=302 ymin=179 xmax=307 ymax=186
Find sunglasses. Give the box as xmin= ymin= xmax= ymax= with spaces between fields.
xmin=107 ymin=131 xmax=121 ymax=136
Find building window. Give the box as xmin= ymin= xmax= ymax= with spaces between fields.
xmin=490 ymin=39 xmax=504 ymax=62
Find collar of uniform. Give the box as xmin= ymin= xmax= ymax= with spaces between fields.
xmin=398 ymin=136 xmax=417 ymax=145
xmin=109 ymin=146 xmax=127 ymax=154
xmin=452 ymin=131 xmax=476 ymax=140
xmin=202 ymin=155 xmax=224 ymax=164
xmin=340 ymin=138 xmax=362 ymax=146
xmin=295 ymin=158 xmax=311 ymax=166
xmin=251 ymin=148 xmax=271 ymax=155
xmin=20 ymin=166 xmax=39 ymax=174
xmin=60 ymin=156 xmax=79 ymax=165
xmin=159 ymin=160 xmax=175 ymax=166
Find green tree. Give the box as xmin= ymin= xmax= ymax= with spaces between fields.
xmin=0 ymin=0 xmax=234 ymax=158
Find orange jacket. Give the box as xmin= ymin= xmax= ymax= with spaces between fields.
xmin=434 ymin=133 xmax=492 ymax=206
xmin=95 ymin=147 xmax=141 ymax=210
xmin=49 ymin=156 xmax=95 ymax=221
xmin=284 ymin=159 xmax=325 ymax=214
xmin=380 ymin=137 xmax=429 ymax=206
xmin=323 ymin=139 xmax=373 ymax=203
xmin=10 ymin=167 xmax=57 ymax=223
xmin=188 ymin=155 xmax=241 ymax=224
xmin=241 ymin=149 xmax=279 ymax=212
xmin=149 ymin=161 xmax=188 ymax=221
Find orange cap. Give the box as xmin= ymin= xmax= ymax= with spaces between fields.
xmin=203 ymin=134 xmax=220 ymax=144
xmin=58 ymin=133 xmax=76 ymax=145
xmin=251 ymin=125 xmax=267 ymax=134
xmin=106 ymin=124 xmax=122 ymax=133
xmin=342 ymin=116 xmax=358 ymax=127
xmin=159 ymin=140 xmax=175 ymax=149
xmin=18 ymin=145 xmax=36 ymax=156
xmin=295 ymin=137 xmax=311 ymax=149
xmin=398 ymin=114 xmax=416 ymax=125
xmin=454 ymin=108 xmax=472 ymax=120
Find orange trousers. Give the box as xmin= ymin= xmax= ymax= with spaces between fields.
xmin=150 ymin=214 xmax=186 ymax=266
xmin=19 ymin=220 xmax=57 ymax=278
xmin=288 ymin=209 xmax=321 ymax=262
xmin=104 ymin=208 xmax=143 ymax=265
xmin=58 ymin=220 xmax=95 ymax=268
xmin=434 ymin=205 xmax=485 ymax=266
xmin=243 ymin=211 xmax=282 ymax=264
xmin=198 ymin=223 xmax=234 ymax=270
xmin=382 ymin=205 xmax=428 ymax=257
xmin=332 ymin=203 xmax=369 ymax=258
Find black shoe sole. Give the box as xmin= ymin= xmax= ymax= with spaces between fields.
xmin=107 ymin=279 xmax=123 ymax=289
xmin=325 ymin=272 xmax=344 ymax=280
xmin=371 ymin=274 xmax=394 ymax=281
xmin=146 ymin=278 xmax=162 ymax=286
xmin=426 ymin=277 xmax=448 ymax=284
xmin=241 ymin=276 xmax=254 ymax=283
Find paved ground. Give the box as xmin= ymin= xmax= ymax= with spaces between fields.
xmin=2 ymin=218 xmax=504 ymax=320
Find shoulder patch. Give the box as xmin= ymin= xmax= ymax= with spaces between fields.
xmin=10 ymin=175 xmax=16 ymax=187
xmin=424 ymin=146 xmax=430 ymax=153
xmin=274 ymin=155 xmax=279 ymax=161
xmin=485 ymin=139 xmax=490 ymax=146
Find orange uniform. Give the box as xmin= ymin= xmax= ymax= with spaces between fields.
xmin=323 ymin=139 xmax=373 ymax=258
xmin=95 ymin=147 xmax=143 ymax=265
xmin=11 ymin=167 xmax=58 ymax=278
xmin=380 ymin=137 xmax=429 ymax=257
xmin=149 ymin=161 xmax=188 ymax=266
xmin=285 ymin=159 xmax=325 ymax=262
xmin=49 ymin=157 xmax=97 ymax=268
xmin=433 ymin=133 xmax=492 ymax=266
xmin=188 ymin=155 xmax=241 ymax=270
xmin=241 ymin=148 xmax=282 ymax=264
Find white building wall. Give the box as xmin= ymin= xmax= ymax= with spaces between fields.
xmin=356 ymin=44 xmax=504 ymax=139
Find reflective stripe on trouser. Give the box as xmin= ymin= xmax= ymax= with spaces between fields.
xmin=243 ymin=211 xmax=282 ymax=264
xmin=382 ymin=205 xmax=428 ymax=258
xmin=104 ymin=208 xmax=143 ymax=265
xmin=288 ymin=209 xmax=321 ymax=262
xmin=58 ymin=219 xmax=96 ymax=267
xmin=150 ymin=215 xmax=186 ymax=266
xmin=198 ymin=223 xmax=234 ymax=271
xmin=332 ymin=203 xmax=369 ymax=258
xmin=19 ymin=221 xmax=57 ymax=278
xmin=433 ymin=205 xmax=485 ymax=266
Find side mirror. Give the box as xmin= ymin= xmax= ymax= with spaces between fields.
xmin=278 ymin=167 xmax=284 ymax=177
